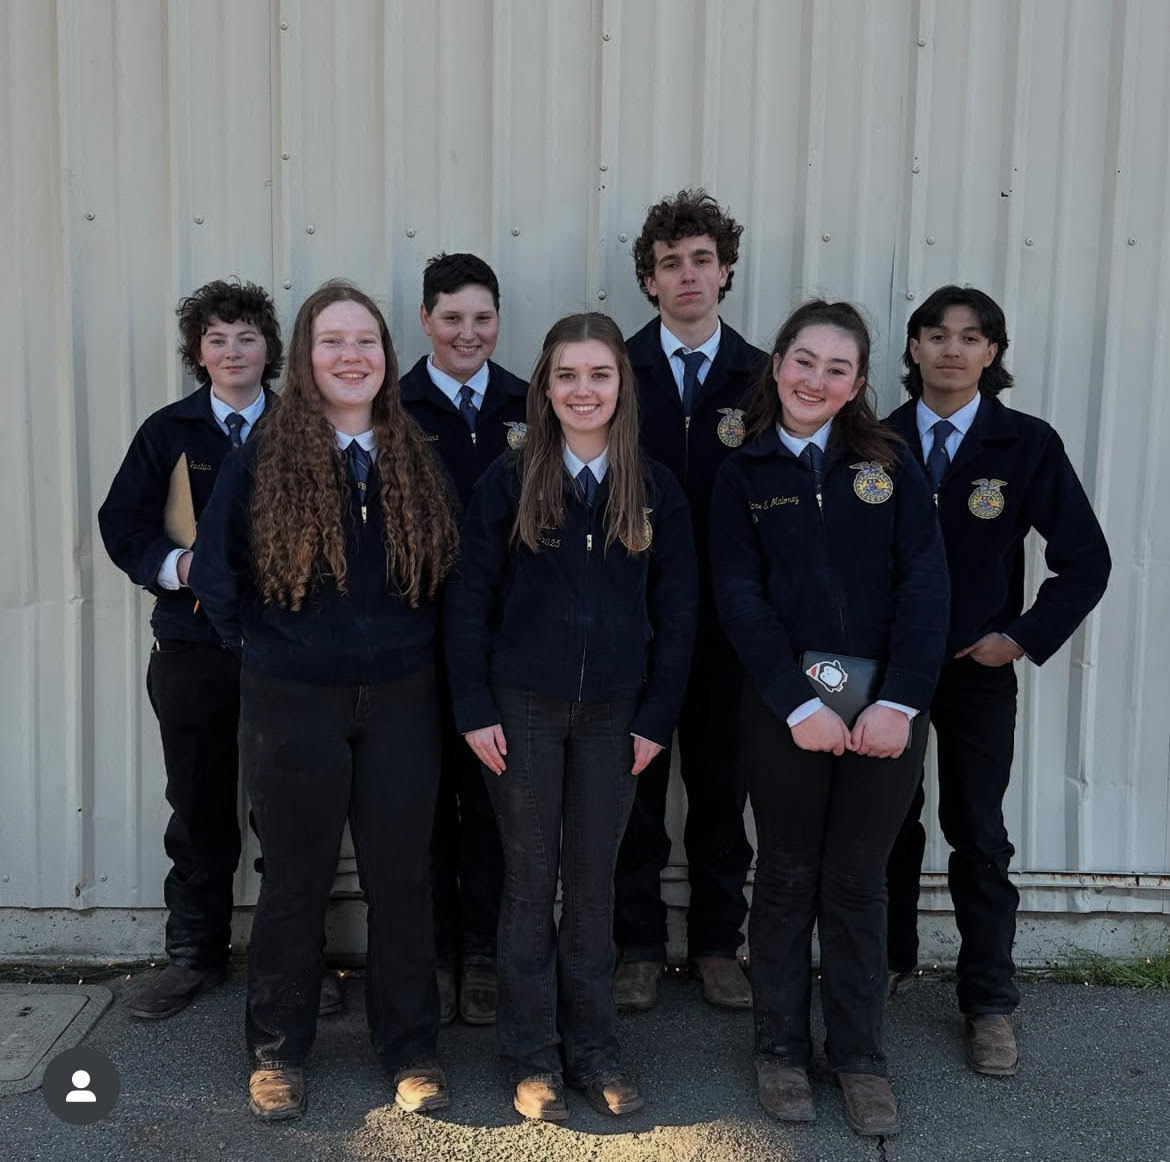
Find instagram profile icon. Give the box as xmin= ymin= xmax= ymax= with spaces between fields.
xmin=42 ymin=1046 xmax=120 ymax=1124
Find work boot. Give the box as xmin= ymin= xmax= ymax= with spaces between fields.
xmin=393 ymin=1063 xmax=450 ymax=1114
xmin=755 ymin=1059 xmax=815 ymax=1123
xmin=248 ymin=1067 xmax=305 ymax=1121
xmin=459 ymin=962 xmax=497 ymax=1025
xmin=436 ymin=963 xmax=457 ymax=1025
xmin=838 ymin=1072 xmax=899 ymax=1137
xmin=580 ymin=1074 xmax=644 ymax=1116
xmin=125 ymin=963 xmax=226 ymax=1020
xmin=318 ymin=971 xmax=344 ymax=1017
xmin=690 ymin=955 xmax=752 ymax=1009
xmin=513 ymin=1073 xmax=569 ymax=1121
xmin=612 ymin=961 xmax=661 ymax=1011
xmin=964 ymin=1014 xmax=1019 ymax=1076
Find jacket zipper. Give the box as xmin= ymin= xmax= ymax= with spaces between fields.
xmin=812 ymin=466 xmax=847 ymax=640
xmin=578 ymin=526 xmax=593 ymax=700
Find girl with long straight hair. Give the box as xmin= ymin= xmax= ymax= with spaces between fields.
xmin=190 ymin=280 xmax=458 ymax=1122
xmin=444 ymin=312 xmax=698 ymax=1122
xmin=710 ymin=301 xmax=949 ymax=1137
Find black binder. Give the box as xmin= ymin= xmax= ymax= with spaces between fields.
xmin=799 ymin=651 xmax=882 ymax=728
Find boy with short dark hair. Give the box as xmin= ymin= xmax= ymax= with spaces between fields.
xmin=399 ymin=251 xmax=528 ymax=1025
xmin=883 ymin=284 xmax=1110 ymax=1076
xmin=99 ymin=279 xmax=283 ymax=1019
xmin=616 ymin=190 xmax=767 ymax=1011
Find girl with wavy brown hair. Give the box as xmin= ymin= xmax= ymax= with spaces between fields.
xmin=190 ymin=280 xmax=457 ymax=1123
xmin=444 ymin=312 xmax=698 ymax=1122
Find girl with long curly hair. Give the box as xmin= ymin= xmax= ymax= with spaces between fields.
xmin=444 ymin=312 xmax=698 ymax=1122
xmin=190 ymin=280 xmax=458 ymax=1123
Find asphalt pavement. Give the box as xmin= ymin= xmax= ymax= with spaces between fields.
xmin=0 ymin=967 xmax=1167 ymax=1162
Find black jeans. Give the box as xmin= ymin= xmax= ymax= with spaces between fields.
xmin=146 ymin=639 xmax=242 ymax=971
xmin=614 ymin=625 xmax=751 ymax=961
xmin=886 ymin=656 xmax=1020 ymax=1013
xmin=240 ymin=665 xmax=441 ymax=1072
xmin=743 ymin=684 xmax=925 ymax=1076
xmin=431 ymin=684 xmax=504 ymax=964
xmin=485 ymin=686 xmax=638 ymax=1084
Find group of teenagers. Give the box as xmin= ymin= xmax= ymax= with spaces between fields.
xmin=98 ymin=189 xmax=1111 ymax=1137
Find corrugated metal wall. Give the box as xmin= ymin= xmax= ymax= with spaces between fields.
xmin=2 ymin=0 xmax=1167 ymax=936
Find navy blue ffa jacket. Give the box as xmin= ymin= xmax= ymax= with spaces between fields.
xmin=444 ymin=454 xmax=698 ymax=747
xmin=98 ymin=385 xmax=275 ymax=645
xmin=626 ymin=318 xmax=767 ymax=592
xmin=710 ymin=430 xmax=950 ymax=722
xmin=885 ymin=394 xmax=1110 ymax=664
xmin=188 ymin=437 xmax=437 ymax=686
xmin=400 ymin=356 xmax=529 ymax=508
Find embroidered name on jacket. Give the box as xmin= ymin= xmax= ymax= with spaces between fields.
xmin=188 ymin=461 xmax=213 ymax=471
xmin=750 ymin=495 xmax=800 ymax=511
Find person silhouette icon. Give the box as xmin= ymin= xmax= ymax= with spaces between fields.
xmin=66 ymin=1070 xmax=97 ymax=1103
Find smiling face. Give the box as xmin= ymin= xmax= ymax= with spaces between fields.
xmin=546 ymin=339 xmax=621 ymax=456
xmin=773 ymin=324 xmax=865 ymax=438
xmin=420 ymin=285 xmax=500 ymax=381
xmin=198 ymin=316 xmax=267 ymax=402
xmin=908 ymin=304 xmax=998 ymax=406
xmin=643 ymin=234 xmax=729 ymax=335
xmin=310 ymin=300 xmax=387 ymax=433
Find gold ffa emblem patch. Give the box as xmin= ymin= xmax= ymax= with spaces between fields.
xmin=505 ymin=422 xmax=528 ymax=451
xmin=850 ymin=462 xmax=894 ymax=504
xmin=716 ymin=408 xmax=746 ymax=448
xmin=968 ymin=478 xmax=1006 ymax=519
xmin=640 ymin=507 xmax=654 ymax=551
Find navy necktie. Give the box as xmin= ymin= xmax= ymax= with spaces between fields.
xmin=346 ymin=441 xmax=373 ymax=521
xmin=927 ymin=419 xmax=955 ymax=490
xmin=576 ymin=465 xmax=599 ymax=507
xmin=801 ymin=441 xmax=824 ymax=493
xmin=457 ymin=384 xmax=478 ymax=432
xmin=224 ymin=412 xmax=245 ymax=448
xmin=675 ymin=349 xmax=707 ymax=419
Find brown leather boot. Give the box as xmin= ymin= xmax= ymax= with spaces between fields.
xmin=393 ymin=1063 xmax=450 ymax=1114
xmin=838 ymin=1072 xmax=899 ymax=1137
xmin=690 ymin=955 xmax=752 ymax=1009
xmin=581 ymin=1074 xmax=644 ymax=1116
xmin=755 ymin=1059 xmax=815 ymax=1123
xmin=513 ymin=1074 xmax=569 ymax=1121
xmin=612 ymin=961 xmax=661 ymax=1011
xmin=248 ymin=1067 xmax=305 ymax=1121
xmin=964 ymin=1014 xmax=1019 ymax=1076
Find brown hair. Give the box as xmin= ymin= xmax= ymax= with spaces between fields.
xmin=745 ymin=300 xmax=901 ymax=466
xmin=176 ymin=278 xmax=283 ymax=387
xmin=250 ymin=280 xmax=457 ymax=610
xmin=513 ymin=313 xmax=649 ymax=555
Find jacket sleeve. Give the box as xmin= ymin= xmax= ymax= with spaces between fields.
xmin=631 ymin=471 xmax=698 ymax=746
xmin=97 ymin=417 xmax=186 ymax=597
xmin=709 ymin=457 xmax=813 ymax=721
xmin=187 ymin=448 xmax=253 ymax=652
xmin=443 ymin=461 xmax=515 ymax=733
xmin=879 ymin=454 xmax=950 ymax=710
xmin=1001 ymin=429 xmax=1111 ymax=664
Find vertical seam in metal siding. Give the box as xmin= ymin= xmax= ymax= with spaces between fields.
xmin=797 ymin=0 xmax=827 ymax=296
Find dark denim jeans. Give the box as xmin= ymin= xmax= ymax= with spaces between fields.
xmin=615 ymin=624 xmax=751 ymax=961
xmin=146 ymin=639 xmax=242 ymax=971
xmin=743 ymin=684 xmax=925 ymax=1076
xmin=886 ymin=656 xmax=1021 ymax=1013
xmin=485 ymin=686 xmax=638 ymax=1085
xmin=240 ymin=664 xmax=441 ymax=1073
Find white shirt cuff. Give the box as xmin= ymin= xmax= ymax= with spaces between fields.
xmin=786 ymin=698 xmax=825 ymax=727
xmin=157 ymin=547 xmax=189 ymax=590
xmin=876 ymin=700 xmax=918 ymax=720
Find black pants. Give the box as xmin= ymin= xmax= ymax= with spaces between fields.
xmin=485 ymin=687 xmax=638 ymax=1085
xmin=146 ymin=639 xmax=242 ymax=971
xmin=614 ymin=626 xmax=751 ymax=961
xmin=744 ymin=685 xmax=925 ymax=1075
xmin=886 ymin=656 xmax=1020 ymax=1013
xmin=430 ymin=685 xmax=504 ymax=964
xmin=240 ymin=665 xmax=441 ymax=1072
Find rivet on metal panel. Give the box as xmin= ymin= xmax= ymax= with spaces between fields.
xmin=1 ymin=875 xmax=8 ymax=882
xmin=906 ymin=291 xmax=915 ymax=301
xmin=619 ymin=233 xmax=628 ymax=243
xmin=602 ymin=32 xmax=611 ymax=41
xmin=1024 ymin=236 xmax=1034 ymax=246
xmin=511 ymin=227 xmax=520 ymax=236
xmin=99 ymin=874 xmax=108 ymax=882
xmin=821 ymin=233 xmax=831 ymax=242
xmin=1128 ymin=237 xmax=1137 ymax=246
xmin=194 ymin=216 xmax=204 ymax=225
xmin=282 ymin=152 xmax=290 ymax=160
xmin=283 ymin=281 xmax=292 ymax=289
xmin=306 ymin=225 xmax=315 ymax=234
xmin=911 ymin=163 xmax=920 ymax=174
xmin=597 ymin=290 xmax=608 ymax=300
xmin=926 ymin=235 xmax=936 ymax=245
xmin=406 ymin=228 xmax=416 ymax=238
xmin=280 ymin=21 xmax=288 ymax=30
xmin=917 ymin=37 xmax=927 ymax=47
xmin=600 ymin=163 xmax=608 ymax=172
xmin=85 ymin=212 xmax=95 ymax=221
